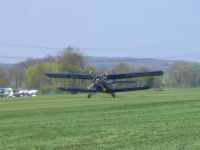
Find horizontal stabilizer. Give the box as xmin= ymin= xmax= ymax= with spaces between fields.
xmin=107 ymin=71 xmax=163 ymax=79
xmin=113 ymin=85 xmax=150 ymax=92
xmin=45 ymin=72 xmax=95 ymax=79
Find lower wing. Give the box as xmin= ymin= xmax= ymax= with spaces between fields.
xmin=112 ymin=86 xmax=150 ymax=92
xmin=58 ymin=87 xmax=97 ymax=93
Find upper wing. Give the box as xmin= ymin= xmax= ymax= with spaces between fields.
xmin=107 ymin=70 xmax=163 ymax=79
xmin=114 ymin=80 xmax=136 ymax=83
xmin=45 ymin=72 xmax=96 ymax=79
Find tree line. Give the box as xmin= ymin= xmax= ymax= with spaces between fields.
xmin=0 ymin=47 xmax=200 ymax=93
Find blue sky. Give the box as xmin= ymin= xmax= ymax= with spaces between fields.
xmin=0 ymin=0 xmax=200 ymax=63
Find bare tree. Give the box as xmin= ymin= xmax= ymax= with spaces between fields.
xmin=58 ymin=47 xmax=85 ymax=72
xmin=10 ymin=64 xmax=25 ymax=89
xmin=57 ymin=47 xmax=86 ymax=87
xmin=0 ymin=66 xmax=8 ymax=87
xmin=113 ymin=62 xmax=134 ymax=73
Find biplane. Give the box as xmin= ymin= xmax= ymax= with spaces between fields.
xmin=45 ymin=70 xmax=163 ymax=98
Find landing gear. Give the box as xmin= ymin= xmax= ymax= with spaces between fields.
xmin=111 ymin=93 xmax=116 ymax=98
xmin=87 ymin=93 xmax=91 ymax=98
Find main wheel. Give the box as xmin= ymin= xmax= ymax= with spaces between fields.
xmin=87 ymin=93 xmax=91 ymax=98
xmin=111 ymin=93 xmax=116 ymax=98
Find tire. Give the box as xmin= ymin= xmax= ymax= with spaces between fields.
xmin=111 ymin=93 xmax=116 ymax=98
xmin=87 ymin=93 xmax=91 ymax=98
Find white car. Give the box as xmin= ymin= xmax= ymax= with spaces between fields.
xmin=1 ymin=88 xmax=14 ymax=98
xmin=18 ymin=89 xmax=38 ymax=97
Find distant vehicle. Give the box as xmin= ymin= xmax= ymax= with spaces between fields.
xmin=17 ymin=89 xmax=38 ymax=97
xmin=0 ymin=88 xmax=38 ymax=98
xmin=0 ymin=88 xmax=14 ymax=98
xmin=46 ymin=70 xmax=163 ymax=98
xmin=0 ymin=88 xmax=5 ymax=97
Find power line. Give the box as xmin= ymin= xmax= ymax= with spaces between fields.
xmin=0 ymin=42 xmax=62 ymax=50
xmin=0 ymin=55 xmax=28 ymax=60
xmin=1 ymin=41 xmax=200 ymax=51
xmin=0 ymin=41 xmax=200 ymax=60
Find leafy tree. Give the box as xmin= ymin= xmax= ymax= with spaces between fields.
xmin=84 ymin=65 xmax=96 ymax=74
xmin=112 ymin=62 xmax=135 ymax=87
xmin=9 ymin=58 xmax=42 ymax=89
xmin=137 ymin=66 xmax=154 ymax=86
xmin=24 ymin=63 xmax=59 ymax=93
xmin=167 ymin=61 xmax=200 ymax=87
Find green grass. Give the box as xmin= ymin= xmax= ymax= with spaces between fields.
xmin=1 ymin=88 xmax=200 ymax=149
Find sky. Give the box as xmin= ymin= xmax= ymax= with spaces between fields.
xmin=0 ymin=0 xmax=200 ymax=63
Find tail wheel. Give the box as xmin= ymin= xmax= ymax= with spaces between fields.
xmin=111 ymin=93 xmax=116 ymax=98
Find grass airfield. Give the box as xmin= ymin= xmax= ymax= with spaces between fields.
xmin=1 ymin=88 xmax=200 ymax=149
